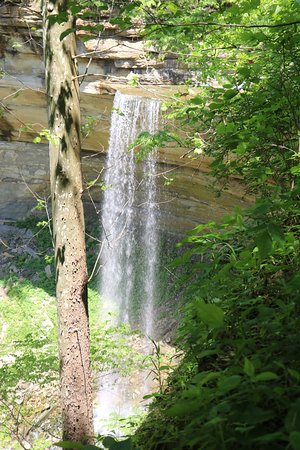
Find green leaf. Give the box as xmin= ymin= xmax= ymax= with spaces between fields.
xmin=190 ymin=96 xmax=203 ymax=105
xmin=235 ymin=142 xmax=248 ymax=155
xmin=48 ymin=12 xmax=68 ymax=25
xmin=244 ymin=358 xmax=255 ymax=378
xmin=166 ymin=2 xmax=178 ymax=14
xmin=209 ymin=102 xmax=223 ymax=111
xmin=254 ymin=230 xmax=273 ymax=259
xmin=167 ymin=400 xmax=200 ymax=417
xmin=196 ymin=300 xmax=224 ymax=328
xmin=193 ymin=371 xmax=220 ymax=386
xmin=196 ymin=349 xmax=219 ymax=359
xmin=254 ymin=432 xmax=284 ymax=443
xmin=216 ymin=122 xmax=236 ymax=134
xmin=267 ymin=223 xmax=285 ymax=245
xmin=81 ymin=35 xmax=97 ymax=42
xmin=69 ymin=4 xmax=82 ymax=14
xmin=250 ymin=200 xmax=273 ymax=217
xmin=225 ymin=122 xmax=236 ymax=133
xmin=159 ymin=365 xmax=171 ymax=371
xmin=253 ymin=372 xmax=279 ymax=382
xmin=288 ymin=369 xmax=300 ymax=381
xmin=204 ymin=416 xmax=224 ymax=427
xmin=291 ymin=165 xmax=300 ymax=175
xmin=219 ymin=375 xmax=241 ymax=392
xmin=143 ymin=392 xmax=161 ymax=399
xmin=216 ymin=123 xmax=226 ymax=134
xmin=103 ymin=437 xmax=119 ymax=449
xmin=60 ymin=27 xmax=76 ymax=41
xmin=285 ymin=400 xmax=300 ymax=432
xmin=290 ymin=432 xmax=300 ymax=450
xmin=249 ymin=0 xmax=260 ymax=7
xmin=223 ymin=89 xmax=238 ymax=100
xmin=102 ymin=437 xmax=132 ymax=450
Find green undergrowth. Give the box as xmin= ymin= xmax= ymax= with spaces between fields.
xmin=0 ymin=273 xmax=59 ymax=450
xmin=0 ymin=216 xmax=156 ymax=448
xmin=133 ymin=189 xmax=300 ymax=450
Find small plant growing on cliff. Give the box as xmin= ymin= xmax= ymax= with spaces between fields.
xmin=127 ymin=73 xmax=140 ymax=86
xmin=33 ymin=128 xmax=58 ymax=145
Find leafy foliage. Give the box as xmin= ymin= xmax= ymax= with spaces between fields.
xmin=122 ymin=1 xmax=298 ymax=192
xmin=135 ymin=188 xmax=300 ymax=449
xmin=130 ymin=0 xmax=300 ymax=449
xmin=56 ymin=436 xmax=133 ymax=449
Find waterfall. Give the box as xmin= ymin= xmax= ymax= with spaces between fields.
xmin=100 ymin=91 xmax=160 ymax=335
xmin=140 ymin=105 xmax=160 ymax=338
xmin=94 ymin=92 xmax=160 ymax=434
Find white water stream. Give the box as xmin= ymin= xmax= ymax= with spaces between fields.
xmin=99 ymin=91 xmax=160 ymax=335
xmin=94 ymin=92 xmax=160 ymax=433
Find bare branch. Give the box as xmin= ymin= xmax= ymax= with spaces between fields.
xmin=144 ymin=20 xmax=300 ymax=30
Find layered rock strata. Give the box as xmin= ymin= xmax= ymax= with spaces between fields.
xmin=0 ymin=2 xmax=251 ymax=232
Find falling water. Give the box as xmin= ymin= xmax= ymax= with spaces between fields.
xmin=94 ymin=92 xmax=160 ymax=433
xmin=100 ymin=92 xmax=138 ymax=324
xmin=140 ymin=105 xmax=160 ymax=338
xmin=99 ymin=91 xmax=160 ymax=334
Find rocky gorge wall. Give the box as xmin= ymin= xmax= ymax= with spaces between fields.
xmin=0 ymin=2 xmax=250 ymax=233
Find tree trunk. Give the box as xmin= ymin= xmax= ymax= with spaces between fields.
xmin=43 ymin=0 xmax=94 ymax=444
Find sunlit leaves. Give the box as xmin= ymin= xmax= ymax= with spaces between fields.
xmin=141 ymin=0 xmax=300 ymax=193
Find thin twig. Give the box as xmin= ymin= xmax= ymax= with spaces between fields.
xmin=144 ymin=20 xmax=300 ymax=30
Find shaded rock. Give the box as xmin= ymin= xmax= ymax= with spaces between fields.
xmin=0 ymin=224 xmax=41 ymax=278
xmin=11 ymin=244 xmax=37 ymax=257
xmin=45 ymin=264 xmax=52 ymax=278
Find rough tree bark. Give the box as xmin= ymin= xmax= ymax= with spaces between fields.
xmin=43 ymin=0 xmax=94 ymax=444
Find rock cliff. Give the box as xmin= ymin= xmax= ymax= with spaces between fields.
xmin=0 ymin=1 xmax=250 ymax=232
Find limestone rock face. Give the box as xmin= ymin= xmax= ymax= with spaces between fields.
xmin=0 ymin=2 xmax=185 ymax=86
xmin=83 ymin=38 xmax=144 ymax=60
xmin=0 ymin=141 xmax=250 ymax=233
xmin=0 ymin=2 xmax=251 ymax=233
